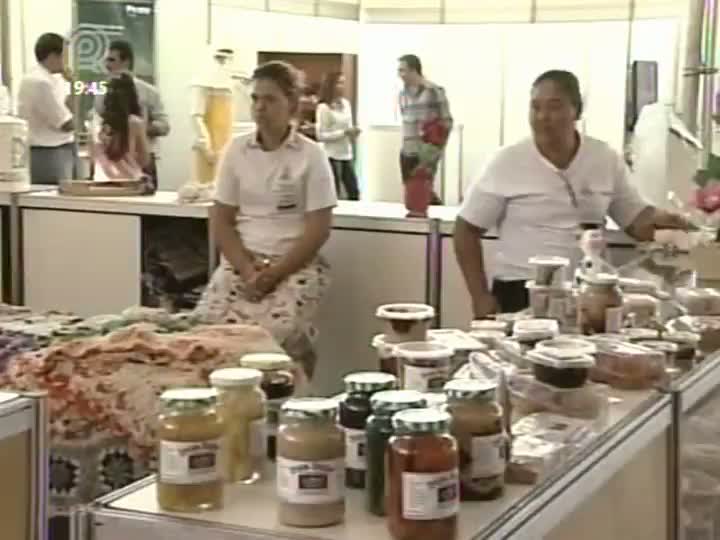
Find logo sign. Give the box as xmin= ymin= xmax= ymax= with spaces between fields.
xmin=67 ymin=23 xmax=125 ymax=74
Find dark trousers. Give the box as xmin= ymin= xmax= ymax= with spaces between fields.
xmin=492 ymin=279 xmax=530 ymax=313
xmin=399 ymin=153 xmax=442 ymax=205
xmin=329 ymin=158 xmax=360 ymax=200
xmin=30 ymin=143 xmax=75 ymax=185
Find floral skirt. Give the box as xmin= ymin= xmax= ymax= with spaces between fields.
xmin=195 ymin=256 xmax=330 ymax=378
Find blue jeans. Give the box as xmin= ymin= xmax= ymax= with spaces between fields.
xmin=30 ymin=143 xmax=75 ymax=185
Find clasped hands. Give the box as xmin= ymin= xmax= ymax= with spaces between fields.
xmin=241 ymin=258 xmax=283 ymax=303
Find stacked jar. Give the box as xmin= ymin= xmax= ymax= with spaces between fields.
xmin=157 ymin=388 xmax=225 ymax=512
xmin=277 ymin=398 xmax=345 ymax=527
xmin=577 ymin=273 xmax=624 ymax=334
xmin=209 ymin=367 xmax=266 ymax=484
xmin=339 ymin=372 xmax=397 ymax=489
xmin=395 ymin=341 xmax=454 ymax=393
xmin=366 ymin=390 xmax=426 ymax=516
xmin=387 ymin=408 xmax=459 ymax=540
xmin=240 ymin=353 xmax=295 ymax=460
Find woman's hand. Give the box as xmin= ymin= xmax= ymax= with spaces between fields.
xmin=245 ymin=261 xmax=284 ymax=303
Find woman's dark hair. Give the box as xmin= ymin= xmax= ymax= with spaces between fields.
xmin=533 ymin=70 xmax=583 ymax=118
xmin=108 ymin=40 xmax=135 ymax=70
xmin=318 ymin=72 xmax=343 ymax=105
xmin=35 ymin=33 xmax=65 ymax=63
xmin=101 ymin=73 xmax=141 ymax=161
xmin=252 ymin=61 xmax=301 ymax=101
xmin=398 ymin=54 xmax=423 ymax=75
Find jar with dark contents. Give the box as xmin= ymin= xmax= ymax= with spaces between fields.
xmin=578 ymin=273 xmax=624 ymax=334
xmin=444 ymin=379 xmax=506 ymax=501
xmin=340 ymin=372 xmax=397 ymax=489
xmin=372 ymin=334 xmax=399 ymax=376
xmin=366 ymin=390 xmax=426 ymax=516
xmin=388 ymin=408 xmax=459 ymax=540
xmin=240 ymin=353 xmax=295 ymax=460
xmin=376 ymin=303 xmax=435 ymax=343
xmin=395 ymin=341 xmax=454 ymax=393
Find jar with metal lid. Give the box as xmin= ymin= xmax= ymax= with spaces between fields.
xmin=209 ymin=368 xmax=266 ymax=483
xmin=340 ymin=372 xmax=397 ymax=489
xmin=578 ymin=273 xmax=624 ymax=334
xmin=366 ymin=390 xmax=426 ymax=516
xmin=395 ymin=342 xmax=454 ymax=392
xmin=240 ymin=353 xmax=295 ymax=460
xmin=388 ymin=408 xmax=459 ymax=540
xmin=157 ymin=388 xmax=225 ymax=512
xmin=277 ymin=398 xmax=345 ymax=527
xmin=444 ymin=379 xmax=506 ymax=501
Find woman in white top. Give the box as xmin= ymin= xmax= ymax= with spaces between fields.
xmin=454 ymin=69 xmax=689 ymax=318
xmin=197 ymin=61 xmax=337 ymax=379
xmin=316 ymin=72 xmax=361 ymax=200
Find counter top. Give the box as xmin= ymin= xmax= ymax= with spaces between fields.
xmin=96 ymin=389 xmax=663 ymax=540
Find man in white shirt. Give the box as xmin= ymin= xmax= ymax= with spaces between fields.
xmin=17 ymin=33 xmax=75 ymax=184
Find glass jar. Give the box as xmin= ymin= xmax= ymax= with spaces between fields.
xmin=388 ymin=408 xmax=459 ymax=540
xmin=240 ymin=353 xmax=295 ymax=461
xmin=366 ymin=390 xmax=427 ymax=517
xmin=376 ymin=303 xmax=435 ymax=343
xmin=395 ymin=342 xmax=454 ymax=393
xmin=157 ymin=388 xmax=225 ymax=512
xmin=340 ymin=372 xmax=397 ymax=490
xmin=277 ymin=398 xmax=345 ymax=527
xmin=578 ymin=273 xmax=624 ymax=334
xmin=372 ymin=334 xmax=400 ymax=376
xmin=209 ymin=367 xmax=266 ymax=483
xmin=444 ymin=379 xmax=506 ymax=501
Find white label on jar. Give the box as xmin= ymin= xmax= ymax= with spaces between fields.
xmin=401 ymin=470 xmax=459 ymax=520
xmin=344 ymin=428 xmax=367 ymax=471
xmin=250 ymin=418 xmax=266 ymax=459
xmin=160 ymin=439 xmax=221 ymax=485
xmin=403 ymin=364 xmax=450 ymax=392
xmin=471 ymin=433 xmax=507 ymax=478
xmin=277 ymin=458 xmax=344 ymax=504
xmin=605 ymin=306 xmax=624 ymax=333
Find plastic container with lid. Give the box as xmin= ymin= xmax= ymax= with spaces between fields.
xmin=529 ymin=256 xmax=570 ymax=287
xmin=428 ymin=329 xmax=486 ymax=370
xmin=395 ymin=341 xmax=454 ymax=392
xmin=240 ymin=353 xmax=295 ymax=461
xmin=210 ymin=368 xmax=266 ymax=484
xmin=578 ymin=273 xmax=624 ymax=334
xmin=513 ymin=319 xmax=560 ymax=348
xmin=526 ymin=349 xmax=595 ymax=389
xmin=388 ymin=408 xmax=459 ymax=540
xmin=157 ymin=388 xmax=225 ymax=512
xmin=372 ymin=334 xmax=400 ymax=376
xmin=277 ymin=398 xmax=345 ymax=527
xmin=376 ymin=303 xmax=435 ymax=344
xmin=590 ymin=341 xmax=666 ymax=390
xmin=444 ymin=379 xmax=506 ymax=501
xmin=366 ymin=390 xmax=427 ymax=516
xmin=664 ymin=331 xmax=700 ymax=367
xmin=535 ymin=337 xmax=597 ymax=358
xmin=676 ymin=288 xmax=720 ymax=316
xmin=340 ymin=372 xmax=397 ymax=489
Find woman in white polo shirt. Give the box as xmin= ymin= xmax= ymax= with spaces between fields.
xmin=454 ymin=70 xmax=688 ymax=317
xmin=197 ymin=61 xmax=337 ymax=378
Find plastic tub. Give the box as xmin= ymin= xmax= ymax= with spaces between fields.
xmin=428 ymin=329 xmax=486 ymax=370
xmin=526 ymin=349 xmax=595 ymax=389
xmin=376 ymin=303 xmax=435 ymax=343
xmin=513 ymin=319 xmax=560 ymax=347
xmin=395 ymin=341 xmax=454 ymax=392
xmin=529 ymin=256 xmax=570 ymax=287
xmin=590 ymin=341 xmax=666 ymax=390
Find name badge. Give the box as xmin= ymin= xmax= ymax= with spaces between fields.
xmin=271 ymin=166 xmax=299 ymax=211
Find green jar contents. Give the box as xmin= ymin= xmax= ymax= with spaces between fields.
xmin=366 ymin=390 xmax=426 ymax=516
xmin=340 ymin=372 xmax=397 ymax=490
xmin=444 ymin=379 xmax=506 ymax=501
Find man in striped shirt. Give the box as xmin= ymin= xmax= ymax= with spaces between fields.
xmin=398 ymin=54 xmax=453 ymax=204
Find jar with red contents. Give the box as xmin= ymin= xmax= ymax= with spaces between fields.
xmin=387 ymin=408 xmax=459 ymax=540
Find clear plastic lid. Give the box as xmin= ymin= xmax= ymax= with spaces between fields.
xmin=428 ymin=329 xmax=487 ymax=352
xmin=513 ymin=319 xmax=560 ymax=341
xmin=594 ymin=340 xmax=665 ymax=360
xmin=526 ymin=349 xmax=595 ymax=369
xmin=392 ymin=408 xmax=452 ymax=433
xmin=344 ymin=371 xmax=397 ymax=393
xmin=528 ymin=256 xmax=570 ymax=268
xmin=394 ymin=341 xmax=454 ymax=360
xmin=209 ymin=367 xmax=263 ymax=388
xmin=535 ymin=337 xmax=596 ymax=358
xmin=376 ymin=303 xmax=435 ymax=321
xmin=371 ymin=390 xmax=426 ymax=413
xmin=443 ymin=378 xmax=497 ymax=401
xmin=240 ymin=352 xmax=292 ymax=371
xmin=281 ymin=397 xmax=338 ymax=419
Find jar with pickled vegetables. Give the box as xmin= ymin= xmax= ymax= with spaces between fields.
xmin=157 ymin=388 xmax=225 ymax=512
xmin=240 ymin=353 xmax=295 ymax=460
xmin=277 ymin=398 xmax=345 ymax=527
xmin=209 ymin=367 xmax=266 ymax=483
xmin=340 ymin=372 xmax=397 ymax=490
xmin=578 ymin=273 xmax=624 ymax=334
xmin=366 ymin=390 xmax=426 ymax=516
xmin=444 ymin=379 xmax=506 ymax=501
xmin=388 ymin=408 xmax=459 ymax=540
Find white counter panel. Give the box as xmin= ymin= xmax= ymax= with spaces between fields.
xmin=313 ymin=228 xmax=428 ymax=395
xmin=23 ymin=210 xmax=141 ymax=316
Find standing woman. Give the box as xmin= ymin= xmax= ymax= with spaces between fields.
xmin=316 ymin=72 xmax=361 ymax=200
xmin=197 ymin=61 xmax=337 ymax=380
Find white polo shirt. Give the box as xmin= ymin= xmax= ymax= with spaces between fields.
xmin=17 ymin=65 xmax=73 ymax=147
xmin=459 ymin=135 xmax=648 ymax=281
xmin=214 ymin=129 xmax=337 ymax=256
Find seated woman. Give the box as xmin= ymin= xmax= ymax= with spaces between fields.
xmin=196 ymin=61 xmax=337 ymax=380
xmin=91 ymin=73 xmax=150 ymax=180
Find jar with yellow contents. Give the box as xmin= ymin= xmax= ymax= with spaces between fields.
xmin=210 ymin=368 xmax=266 ymax=484
xmin=157 ymin=388 xmax=225 ymax=512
